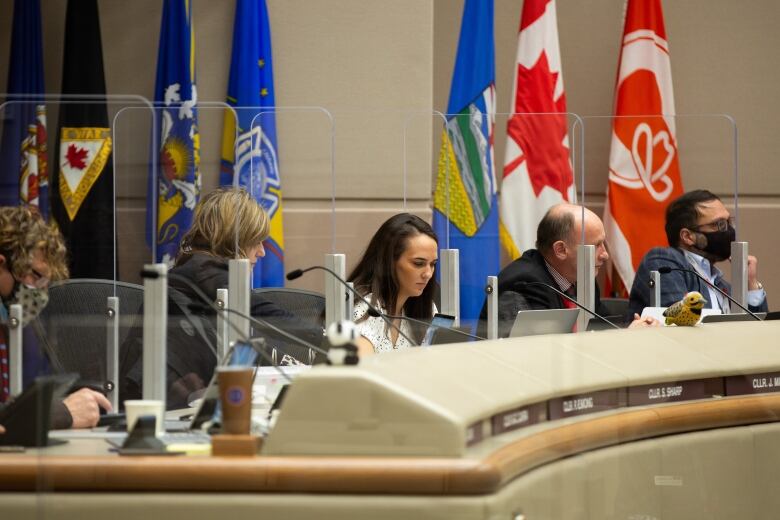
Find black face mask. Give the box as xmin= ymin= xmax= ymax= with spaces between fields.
xmin=696 ymin=225 xmax=736 ymax=262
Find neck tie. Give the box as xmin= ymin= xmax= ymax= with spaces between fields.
xmin=562 ymin=284 xmax=577 ymax=310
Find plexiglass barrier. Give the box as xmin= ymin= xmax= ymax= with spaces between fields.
xmin=404 ymin=110 xmax=583 ymax=336
xmin=577 ymin=114 xmax=741 ymax=325
xmin=235 ymin=106 xmax=335 ymax=367
xmin=2 ymin=101 xmax=773 ymax=518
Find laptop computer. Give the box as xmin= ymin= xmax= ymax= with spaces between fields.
xmin=421 ymin=313 xmax=456 ymax=346
xmin=509 ymin=308 xmax=580 ymax=338
xmin=165 ymin=341 xmax=260 ymax=433
xmin=701 ymin=312 xmax=766 ymax=323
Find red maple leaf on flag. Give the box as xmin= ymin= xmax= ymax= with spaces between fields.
xmin=65 ymin=144 xmax=88 ymax=170
xmin=505 ymin=52 xmax=572 ymax=199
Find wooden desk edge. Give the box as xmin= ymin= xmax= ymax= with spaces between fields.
xmin=1 ymin=394 xmax=778 ymax=495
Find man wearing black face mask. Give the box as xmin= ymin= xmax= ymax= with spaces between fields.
xmin=628 ymin=190 xmax=768 ymax=317
xmin=0 ymin=206 xmax=111 ymax=429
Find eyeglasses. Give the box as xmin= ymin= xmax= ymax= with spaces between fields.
xmin=692 ymin=217 xmax=734 ymax=233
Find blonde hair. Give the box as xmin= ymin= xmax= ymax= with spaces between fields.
xmin=179 ymin=187 xmax=270 ymax=261
xmin=0 ymin=206 xmax=69 ymax=281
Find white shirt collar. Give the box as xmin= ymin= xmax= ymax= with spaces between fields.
xmin=682 ymin=249 xmax=722 ymax=283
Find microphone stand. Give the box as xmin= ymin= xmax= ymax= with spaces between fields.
xmin=657 ymin=266 xmax=762 ymax=321
xmin=516 ymin=281 xmax=621 ymax=330
xmin=287 ymin=266 xmax=418 ymax=347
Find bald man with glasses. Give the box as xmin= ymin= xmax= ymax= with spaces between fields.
xmin=628 ymin=190 xmax=768 ymax=317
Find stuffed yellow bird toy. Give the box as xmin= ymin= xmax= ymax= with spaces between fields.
xmin=663 ymin=291 xmax=707 ymax=326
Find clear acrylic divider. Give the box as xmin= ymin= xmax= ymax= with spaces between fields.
xmin=577 ymin=113 xmax=739 ymax=322
xmin=0 ymin=94 xmax=156 ymax=510
xmin=236 ymin=107 xmax=335 ymax=372
xmin=244 ymin=106 xmax=337 ymax=289
xmin=113 ymin=103 xmax=236 ymax=412
xmin=406 ymin=110 xmax=583 ymax=339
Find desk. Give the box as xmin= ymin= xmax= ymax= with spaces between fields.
xmin=3 ymin=322 xmax=780 ymax=519
xmin=2 ymin=395 xmax=780 ymax=520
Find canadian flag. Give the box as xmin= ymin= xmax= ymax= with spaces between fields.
xmin=500 ymin=0 xmax=574 ymax=260
xmin=604 ymin=0 xmax=684 ymax=291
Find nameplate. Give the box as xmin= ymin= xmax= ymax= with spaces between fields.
xmin=548 ymin=388 xmax=626 ymax=420
xmin=628 ymin=378 xmax=724 ymax=406
xmin=466 ymin=421 xmax=485 ymax=446
xmin=491 ymin=402 xmax=546 ymax=435
xmin=725 ymin=371 xmax=780 ymax=396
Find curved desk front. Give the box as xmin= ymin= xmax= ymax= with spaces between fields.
xmin=2 ymin=321 xmax=780 ymax=519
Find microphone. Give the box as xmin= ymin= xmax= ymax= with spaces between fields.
xmin=287 ymin=266 xmax=418 ymax=347
xmin=516 ymin=281 xmax=621 ymax=330
xmin=657 ymin=266 xmax=762 ymax=321
xmin=378 ymin=312 xmax=485 ymax=342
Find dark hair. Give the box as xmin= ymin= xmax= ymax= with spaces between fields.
xmin=535 ymin=207 xmax=575 ymax=253
xmin=665 ymin=190 xmax=720 ymax=247
xmin=348 ymin=213 xmax=438 ymax=338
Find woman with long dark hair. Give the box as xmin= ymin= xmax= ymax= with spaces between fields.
xmin=348 ymin=213 xmax=438 ymax=354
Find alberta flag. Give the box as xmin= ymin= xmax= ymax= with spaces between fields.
xmin=220 ymin=0 xmax=284 ymax=288
xmin=0 ymin=0 xmax=47 ymax=214
xmin=148 ymin=0 xmax=200 ymax=264
xmin=433 ymin=0 xmax=499 ymax=323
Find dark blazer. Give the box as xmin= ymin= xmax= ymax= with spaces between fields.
xmin=478 ymin=249 xmax=605 ymax=338
xmin=628 ymin=247 xmax=769 ymax=318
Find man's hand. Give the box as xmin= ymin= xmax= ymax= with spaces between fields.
xmin=0 ymin=424 xmax=4 ymax=435
xmin=62 ymin=388 xmax=113 ymax=429
xmin=747 ymin=255 xmax=760 ymax=290
xmin=627 ymin=313 xmax=660 ymax=328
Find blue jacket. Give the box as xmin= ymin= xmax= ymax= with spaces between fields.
xmin=628 ymin=247 xmax=768 ymax=318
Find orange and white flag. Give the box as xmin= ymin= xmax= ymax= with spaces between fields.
xmin=499 ymin=0 xmax=573 ymax=260
xmin=604 ymin=0 xmax=684 ymax=290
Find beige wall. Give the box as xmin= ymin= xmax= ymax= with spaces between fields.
xmin=1 ymin=0 xmax=777 ymax=300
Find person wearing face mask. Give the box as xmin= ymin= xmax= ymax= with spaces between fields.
xmin=628 ymin=190 xmax=768 ymax=317
xmin=348 ymin=213 xmax=439 ymax=355
xmin=0 ymin=206 xmax=112 ymax=429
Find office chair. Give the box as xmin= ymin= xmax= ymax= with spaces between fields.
xmin=252 ymin=288 xmax=326 ymax=365
xmin=32 ymin=279 xmax=145 ymax=393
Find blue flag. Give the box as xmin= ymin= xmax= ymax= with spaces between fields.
xmin=148 ymin=0 xmax=200 ymax=263
xmin=433 ymin=0 xmax=499 ymax=324
xmin=220 ymin=0 xmax=284 ymax=288
xmin=0 ymin=0 xmax=48 ymax=216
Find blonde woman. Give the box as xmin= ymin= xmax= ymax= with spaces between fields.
xmin=171 ymin=186 xmax=271 ymax=303
xmin=170 ymin=187 xmax=322 ymax=364
xmin=123 ymin=187 xmax=322 ymax=408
